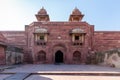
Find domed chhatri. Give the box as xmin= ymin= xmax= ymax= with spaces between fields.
xmin=72 ymin=7 xmax=82 ymax=15
xmin=69 ymin=7 xmax=84 ymax=22
xmin=38 ymin=7 xmax=47 ymax=15
xmin=35 ymin=7 xmax=50 ymax=21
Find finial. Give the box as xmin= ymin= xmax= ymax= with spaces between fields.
xmin=75 ymin=7 xmax=78 ymax=9
xmin=42 ymin=6 xmax=44 ymax=9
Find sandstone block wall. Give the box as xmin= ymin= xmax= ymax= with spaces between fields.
xmin=0 ymin=46 xmax=6 ymax=65
xmin=0 ymin=31 xmax=27 ymax=47
xmin=94 ymin=31 xmax=120 ymax=52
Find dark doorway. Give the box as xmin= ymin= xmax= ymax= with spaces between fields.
xmin=55 ymin=50 xmax=63 ymax=63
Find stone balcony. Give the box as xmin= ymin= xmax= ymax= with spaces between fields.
xmin=73 ymin=40 xmax=83 ymax=45
xmin=35 ymin=40 xmax=46 ymax=45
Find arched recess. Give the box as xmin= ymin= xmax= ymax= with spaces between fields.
xmin=52 ymin=43 xmax=67 ymax=52
xmin=73 ymin=51 xmax=81 ymax=61
xmin=37 ymin=50 xmax=46 ymax=62
xmin=55 ymin=50 xmax=63 ymax=63
xmin=52 ymin=43 xmax=67 ymax=63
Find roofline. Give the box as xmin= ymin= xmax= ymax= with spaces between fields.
xmin=0 ymin=31 xmax=25 ymax=33
xmin=29 ymin=21 xmax=91 ymax=25
xmin=95 ymin=31 xmax=120 ymax=33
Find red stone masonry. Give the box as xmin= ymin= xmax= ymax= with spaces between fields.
xmin=26 ymin=21 xmax=94 ymax=64
xmin=1 ymin=31 xmax=27 ymax=47
xmin=0 ymin=33 xmax=6 ymax=65
xmin=94 ymin=31 xmax=120 ymax=52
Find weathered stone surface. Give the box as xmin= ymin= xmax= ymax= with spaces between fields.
xmin=4 ymin=73 xmax=30 ymax=80
xmin=6 ymin=46 xmax=23 ymax=65
xmin=96 ymin=49 xmax=120 ymax=68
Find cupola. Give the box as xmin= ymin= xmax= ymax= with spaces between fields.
xmin=69 ymin=7 xmax=84 ymax=22
xmin=35 ymin=7 xmax=50 ymax=22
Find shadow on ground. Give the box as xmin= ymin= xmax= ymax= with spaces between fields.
xmin=25 ymin=75 xmax=53 ymax=80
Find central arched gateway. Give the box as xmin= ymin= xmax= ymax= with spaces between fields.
xmin=55 ymin=50 xmax=63 ymax=63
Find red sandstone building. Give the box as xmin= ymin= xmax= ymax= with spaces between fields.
xmin=0 ymin=7 xmax=120 ymax=65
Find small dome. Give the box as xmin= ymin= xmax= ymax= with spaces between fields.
xmin=72 ymin=7 xmax=82 ymax=15
xmin=71 ymin=28 xmax=85 ymax=33
xmin=34 ymin=28 xmax=48 ymax=33
xmin=38 ymin=7 xmax=47 ymax=15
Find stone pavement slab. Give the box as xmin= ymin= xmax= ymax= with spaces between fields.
xmin=25 ymin=75 xmax=120 ymax=80
xmin=1 ymin=64 xmax=120 ymax=80
xmin=2 ymin=64 xmax=120 ymax=73
xmin=3 ymin=73 xmax=30 ymax=80
xmin=0 ymin=64 xmax=22 ymax=72
xmin=0 ymin=74 xmax=11 ymax=80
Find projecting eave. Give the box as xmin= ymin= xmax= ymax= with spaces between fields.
xmin=0 ymin=41 xmax=7 ymax=47
xmin=94 ymin=31 xmax=120 ymax=33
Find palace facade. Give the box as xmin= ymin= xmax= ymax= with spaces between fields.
xmin=0 ymin=7 xmax=120 ymax=65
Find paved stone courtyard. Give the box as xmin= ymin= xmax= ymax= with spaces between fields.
xmin=1 ymin=64 xmax=120 ymax=80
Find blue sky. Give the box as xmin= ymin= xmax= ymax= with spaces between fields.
xmin=0 ymin=0 xmax=120 ymax=31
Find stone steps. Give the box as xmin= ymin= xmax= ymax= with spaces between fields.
xmin=32 ymin=72 xmax=120 ymax=76
xmin=1 ymin=72 xmax=120 ymax=80
xmin=1 ymin=72 xmax=120 ymax=76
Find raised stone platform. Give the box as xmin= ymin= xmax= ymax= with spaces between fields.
xmin=2 ymin=64 xmax=120 ymax=73
xmin=1 ymin=64 xmax=120 ymax=80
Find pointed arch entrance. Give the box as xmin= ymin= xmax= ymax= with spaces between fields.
xmin=55 ymin=50 xmax=63 ymax=63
